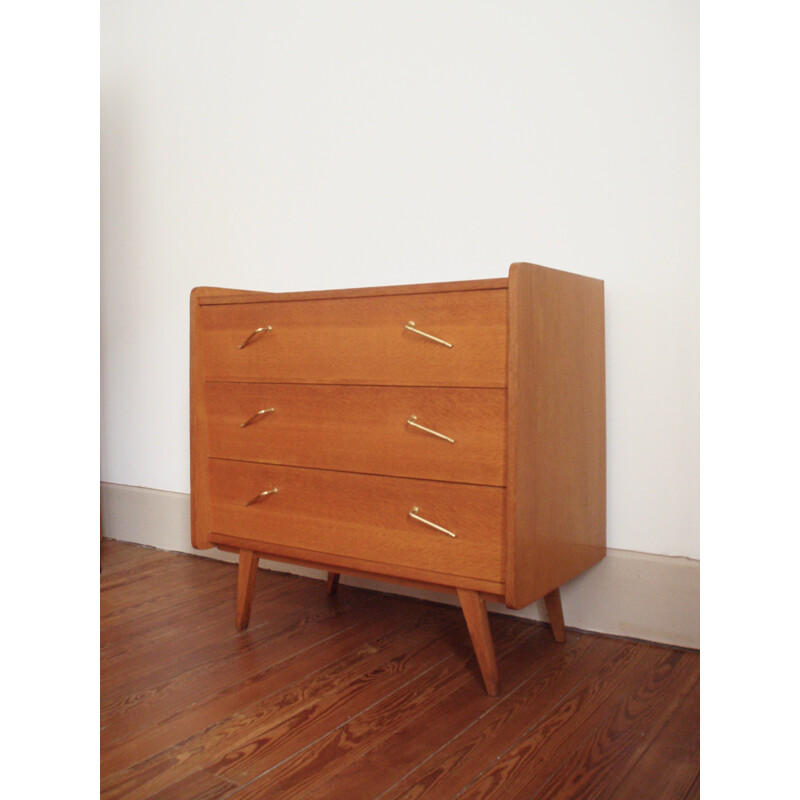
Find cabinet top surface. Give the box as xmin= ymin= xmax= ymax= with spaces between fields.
xmin=194 ymin=277 xmax=510 ymax=306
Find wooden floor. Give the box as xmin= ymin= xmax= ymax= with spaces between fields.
xmin=100 ymin=540 xmax=699 ymax=800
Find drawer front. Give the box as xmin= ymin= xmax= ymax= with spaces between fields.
xmin=199 ymin=290 xmax=507 ymax=387
xmin=207 ymin=460 xmax=505 ymax=583
xmin=205 ymin=383 xmax=506 ymax=486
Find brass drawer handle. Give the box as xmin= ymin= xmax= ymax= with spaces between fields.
xmin=240 ymin=407 xmax=275 ymax=428
xmin=406 ymin=415 xmax=455 ymax=443
xmin=239 ymin=325 xmax=272 ymax=349
xmin=408 ymin=506 xmax=456 ymax=538
xmin=244 ymin=487 xmax=278 ymax=506
xmin=404 ymin=321 xmax=453 ymax=348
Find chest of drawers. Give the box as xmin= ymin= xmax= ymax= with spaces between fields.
xmin=190 ymin=262 xmax=605 ymax=694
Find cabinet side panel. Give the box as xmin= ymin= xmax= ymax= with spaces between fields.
xmin=190 ymin=287 xmax=247 ymax=549
xmin=506 ymin=263 xmax=606 ymax=608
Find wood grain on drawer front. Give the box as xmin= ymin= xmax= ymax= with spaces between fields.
xmin=207 ymin=459 xmax=505 ymax=583
xmin=198 ymin=290 xmax=507 ymax=387
xmin=205 ymin=383 xmax=506 ymax=486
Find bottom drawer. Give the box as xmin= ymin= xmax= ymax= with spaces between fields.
xmin=208 ymin=459 xmax=505 ymax=583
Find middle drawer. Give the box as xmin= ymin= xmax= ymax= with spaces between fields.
xmin=205 ymin=383 xmax=507 ymax=486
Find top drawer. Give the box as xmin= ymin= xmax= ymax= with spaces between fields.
xmin=198 ymin=289 xmax=508 ymax=387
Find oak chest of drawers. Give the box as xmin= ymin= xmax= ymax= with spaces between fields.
xmin=190 ymin=262 xmax=605 ymax=694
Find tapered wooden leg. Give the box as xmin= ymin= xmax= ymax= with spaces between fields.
xmin=544 ymin=587 xmax=566 ymax=643
xmin=457 ymin=588 xmax=499 ymax=696
xmin=326 ymin=572 xmax=340 ymax=596
xmin=236 ymin=549 xmax=260 ymax=631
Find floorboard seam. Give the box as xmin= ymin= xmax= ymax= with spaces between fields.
xmin=229 ymin=651 xmax=459 ymax=799
xmin=371 ymin=628 xmax=570 ymax=800
xmin=520 ymin=650 xmax=696 ymax=800
xmin=100 ymin=621 xmax=365 ymax=775
xmin=446 ymin=641 xmax=634 ymax=800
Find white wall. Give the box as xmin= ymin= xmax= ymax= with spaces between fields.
xmin=101 ymin=0 xmax=698 ymax=559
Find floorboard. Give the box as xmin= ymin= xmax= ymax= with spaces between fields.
xmin=101 ymin=540 xmax=699 ymax=800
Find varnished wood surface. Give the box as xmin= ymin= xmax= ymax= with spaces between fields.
xmin=196 ymin=276 xmax=509 ymax=305
xmin=208 ymin=531 xmax=506 ymax=597
xmin=101 ymin=541 xmax=699 ymax=800
xmin=543 ymin=587 xmax=566 ymax=643
xmin=457 ymin=588 xmax=500 ymax=696
xmin=191 ymin=263 xmax=608 ymax=692
xmin=235 ymin=550 xmax=259 ymax=630
xmin=190 ymin=287 xmax=226 ymax=549
xmin=198 ymin=289 xmax=508 ymax=387
xmin=207 ymin=458 xmax=506 ymax=583
xmin=505 ymin=262 xmax=606 ymax=608
xmin=205 ymin=382 xmax=507 ymax=486
xmin=326 ymin=572 xmax=340 ymax=596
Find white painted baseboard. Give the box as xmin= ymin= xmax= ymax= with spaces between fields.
xmin=101 ymin=482 xmax=699 ymax=649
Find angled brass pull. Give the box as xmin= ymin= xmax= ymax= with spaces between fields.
xmin=244 ymin=487 xmax=278 ymax=506
xmin=406 ymin=415 xmax=455 ymax=443
xmin=408 ymin=507 xmax=456 ymax=538
xmin=404 ymin=321 xmax=452 ymax=348
xmin=240 ymin=408 xmax=275 ymax=428
xmin=239 ymin=325 xmax=272 ymax=349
